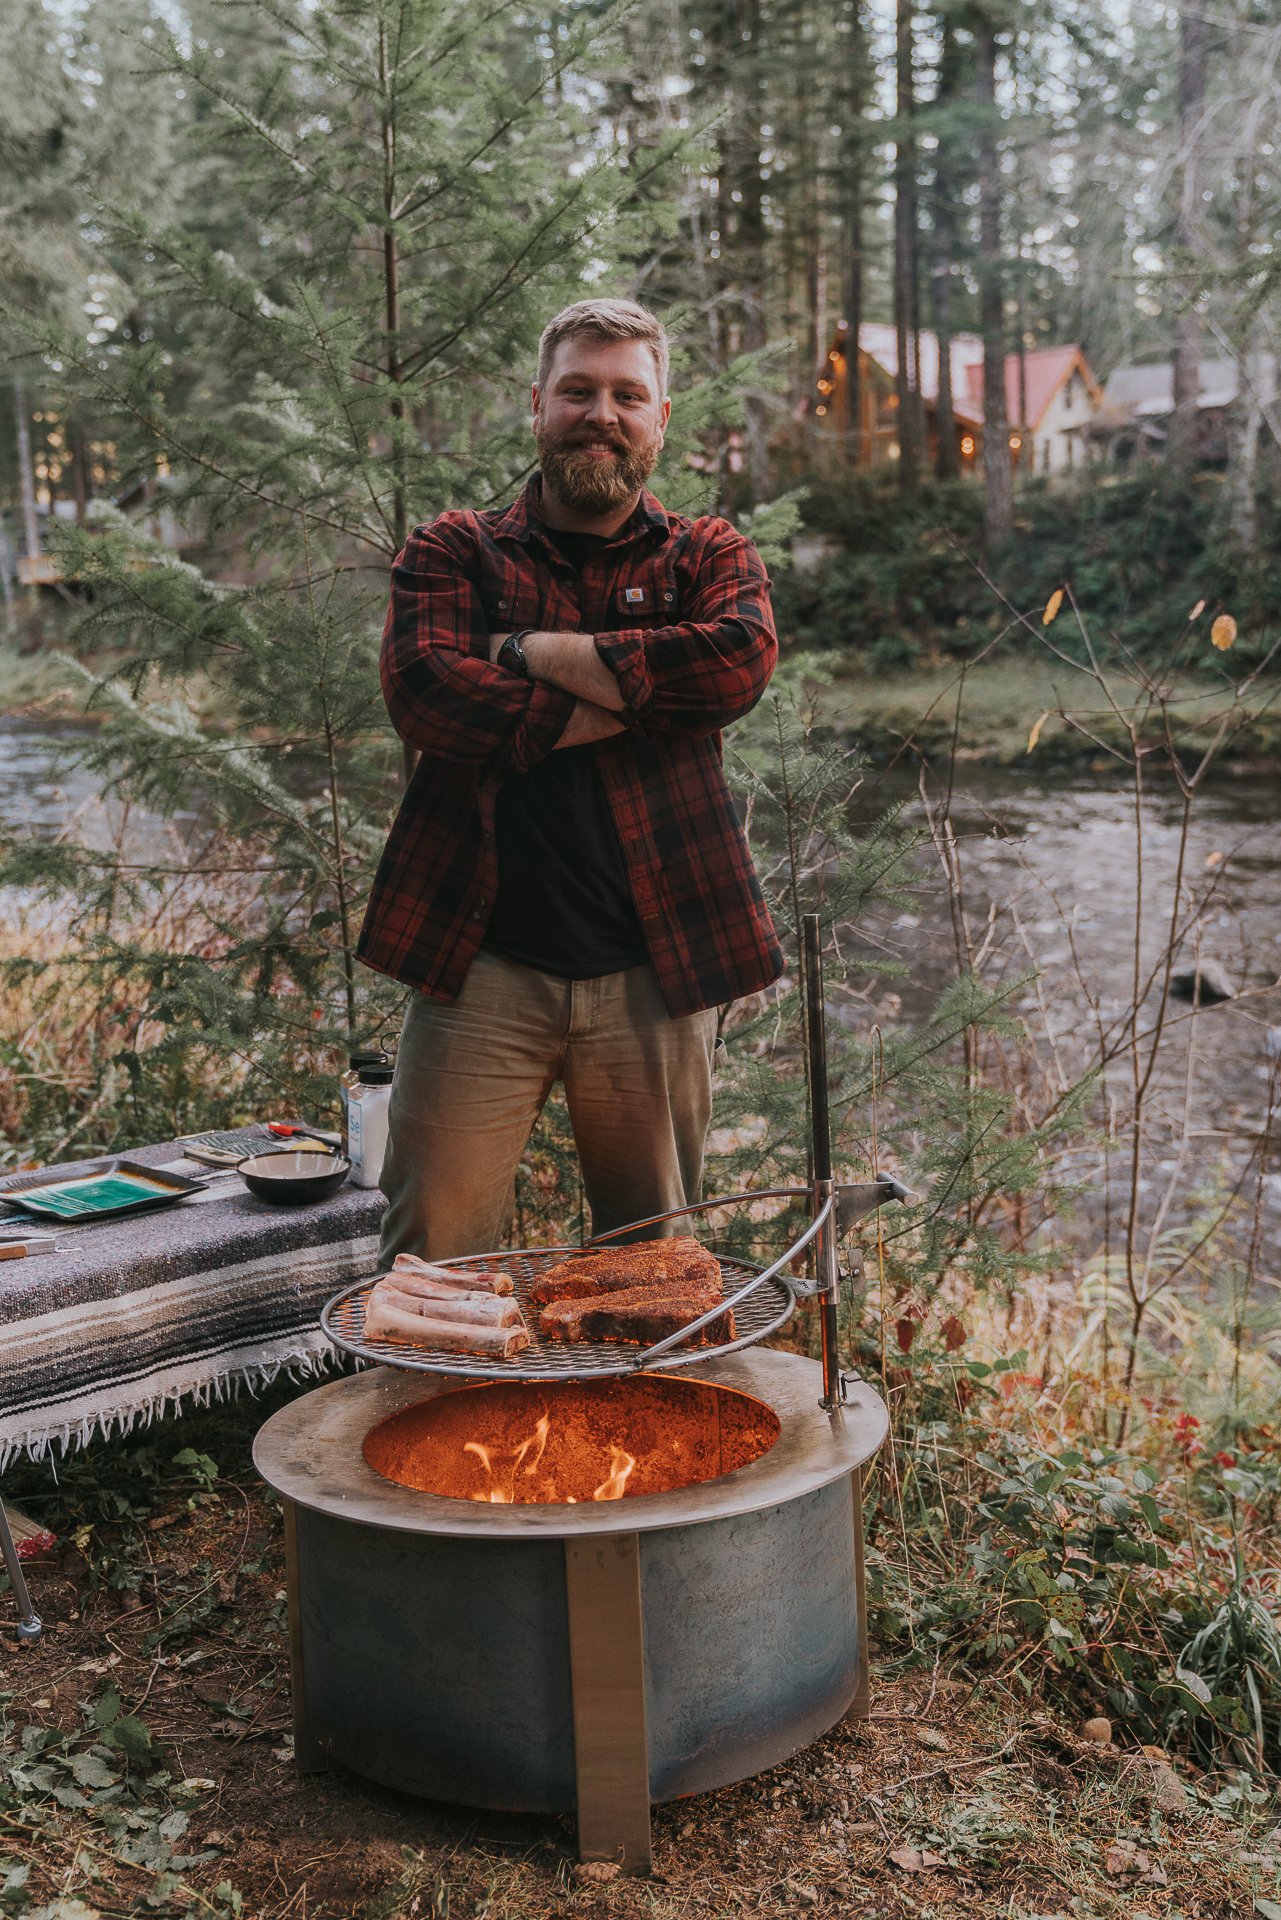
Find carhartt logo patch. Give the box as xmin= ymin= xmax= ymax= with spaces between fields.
xmin=624 ymin=587 xmax=646 ymax=604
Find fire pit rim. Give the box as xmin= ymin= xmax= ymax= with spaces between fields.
xmin=253 ymin=1349 xmax=887 ymax=1541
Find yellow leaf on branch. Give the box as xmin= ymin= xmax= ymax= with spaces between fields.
xmin=1210 ymin=613 xmax=1237 ymax=651
xmin=1027 ymin=711 xmax=1050 ymax=754
xmin=1042 ymin=588 xmax=1064 ymax=626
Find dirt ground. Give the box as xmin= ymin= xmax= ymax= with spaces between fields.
xmin=4 ymin=1465 xmax=1279 ymax=1920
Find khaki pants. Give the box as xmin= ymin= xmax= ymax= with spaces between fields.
xmin=378 ymin=951 xmax=718 ymax=1264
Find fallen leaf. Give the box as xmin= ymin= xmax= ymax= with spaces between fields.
xmin=573 ymin=1861 xmax=621 ymax=1884
xmin=941 ymin=1316 xmax=967 ymax=1353
xmin=1254 ymin=1898 xmax=1281 ymax=1919
xmin=1026 ymin=710 xmax=1051 ymax=754
xmin=1042 ymin=587 xmax=1064 ymax=625
xmin=889 ymin=1846 xmax=946 ymax=1872
xmin=916 ymin=1726 xmax=950 ymax=1750
xmin=1104 ymin=1839 xmax=1151 ymax=1878
xmin=1211 ymin=612 xmax=1237 ymax=650
xmin=1188 ymin=598 xmax=1206 ymax=620
xmin=895 ymin=1317 xmax=919 ymax=1354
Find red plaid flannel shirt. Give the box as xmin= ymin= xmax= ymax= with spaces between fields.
xmin=356 ymin=479 xmax=784 ymax=1015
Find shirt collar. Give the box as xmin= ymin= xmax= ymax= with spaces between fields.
xmin=495 ymin=474 xmax=671 ymax=548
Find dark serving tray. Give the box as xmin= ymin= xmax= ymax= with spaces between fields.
xmin=0 ymin=1158 xmax=210 ymax=1224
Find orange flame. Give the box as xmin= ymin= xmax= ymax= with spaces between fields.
xmin=463 ymin=1413 xmax=634 ymax=1503
xmin=464 ymin=1412 xmax=550 ymax=1503
xmin=591 ymin=1445 xmax=636 ymax=1502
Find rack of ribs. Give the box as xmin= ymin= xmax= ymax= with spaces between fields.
xmin=533 ymin=1236 xmax=734 ymax=1348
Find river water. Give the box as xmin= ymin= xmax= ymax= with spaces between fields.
xmin=4 ymin=720 xmax=1280 ymax=1270
xmin=844 ymin=759 xmax=1281 ymax=1272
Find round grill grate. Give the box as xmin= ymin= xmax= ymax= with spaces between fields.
xmin=321 ymin=1246 xmax=795 ymax=1382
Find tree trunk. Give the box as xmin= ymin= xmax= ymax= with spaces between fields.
xmin=13 ymin=378 xmax=42 ymax=568
xmin=974 ymin=14 xmax=1012 ymax=544
xmin=1168 ymin=0 xmax=1208 ymax=469
xmin=378 ymin=21 xmax=415 ymax=787
xmin=1228 ymin=338 xmax=1263 ymax=557
xmin=841 ymin=6 xmax=868 ymax=465
xmin=733 ymin=0 xmax=770 ymax=504
xmin=931 ymin=17 xmax=961 ymax=481
xmin=893 ymin=0 xmax=922 ymax=482
xmin=1015 ymin=253 xmax=1029 ymax=475
xmin=0 ymin=514 xmax=16 ymax=636
xmin=70 ymin=415 xmax=90 ymax=526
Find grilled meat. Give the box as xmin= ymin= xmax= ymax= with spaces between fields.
xmin=367 ymin=1279 xmax=522 ymax=1329
xmin=529 ymin=1235 xmax=720 ymax=1308
xmin=363 ymin=1293 xmax=530 ymax=1357
xmin=392 ymin=1253 xmax=514 ymax=1296
xmin=539 ymin=1283 xmax=734 ymax=1348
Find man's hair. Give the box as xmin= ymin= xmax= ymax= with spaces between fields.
xmin=537 ymin=298 xmax=669 ymax=399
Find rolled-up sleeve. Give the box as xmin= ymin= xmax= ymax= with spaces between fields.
xmin=380 ymin=519 xmax=575 ymax=773
xmin=592 ymin=520 xmax=776 ymax=739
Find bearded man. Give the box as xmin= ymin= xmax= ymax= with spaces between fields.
xmin=357 ymin=298 xmax=783 ymax=1263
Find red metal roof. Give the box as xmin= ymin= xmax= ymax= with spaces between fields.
xmin=848 ymin=325 xmax=1098 ymax=430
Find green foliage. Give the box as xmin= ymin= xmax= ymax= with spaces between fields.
xmin=0 ymin=0 xmax=813 ymax=1157
xmin=859 ymin=1383 xmax=1281 ymax=1773
xmin=0 ymin=1681 xmax=241 ymax=1918
xmin=777 ymin=468 xmax=1281 ymax=675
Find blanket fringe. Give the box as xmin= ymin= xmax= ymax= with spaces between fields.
xmin=0 ymin=1343 xmax=348 ymax=1474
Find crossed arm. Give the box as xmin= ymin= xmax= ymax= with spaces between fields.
xmin=380 ymin=514 xmax=776 ymax=771
xmin=488 ymin=630 xmax=627 ymax=749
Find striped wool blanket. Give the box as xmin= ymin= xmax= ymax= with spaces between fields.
xmin=0 ymin=1142 xmax=384 ymax=1468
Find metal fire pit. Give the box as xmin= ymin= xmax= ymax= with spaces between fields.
xmin=253 ymin=1348 xmax=887 ymax=1873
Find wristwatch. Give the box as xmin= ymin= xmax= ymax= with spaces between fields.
xmin=497 ymin=629 xmax=534 ymax=678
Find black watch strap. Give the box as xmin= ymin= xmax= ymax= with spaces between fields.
xmin=497 ymin=629 xmax=533 ymax=678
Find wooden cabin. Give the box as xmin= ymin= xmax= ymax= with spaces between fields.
xmin=813 ymin=323 xmax=1101 ymax=474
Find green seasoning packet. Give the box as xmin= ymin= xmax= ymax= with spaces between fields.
xmin=23 ymin=1172 xmax=168 ymax=1218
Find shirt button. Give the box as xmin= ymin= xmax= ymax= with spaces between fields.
xmin=497 ymin=598 xmax=507 ymax=609
xmin=663 ymin=591 xmax=674 ymax=603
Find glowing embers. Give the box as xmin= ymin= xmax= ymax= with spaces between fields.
xmin=362 ymin=1375 xmax=781 ymax=1506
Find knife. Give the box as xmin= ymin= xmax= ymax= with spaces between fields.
xmin=0 ymin=1235 xmax=61 ymax=1261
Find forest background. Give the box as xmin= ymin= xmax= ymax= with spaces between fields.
xmin=0 ymin=1 xmax=1280 ymax=1916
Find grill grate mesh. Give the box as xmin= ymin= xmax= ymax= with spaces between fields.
xmin=321 ymin=1247 xmax=795 ymax=1382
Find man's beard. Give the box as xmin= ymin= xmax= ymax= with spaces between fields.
xmin=535 ymin=424 xmax=662 ymax=514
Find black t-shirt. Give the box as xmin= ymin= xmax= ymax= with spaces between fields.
xmin=481 ymin=527 xmax=649 ymax=980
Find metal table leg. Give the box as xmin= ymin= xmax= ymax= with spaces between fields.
xmin=0 ymin=1500 xmax=42 ymax=1643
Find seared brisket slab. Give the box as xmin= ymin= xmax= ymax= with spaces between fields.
xmin=528 ymin=1235 xmax=721 ymax=1308
xmin=539 ymin=1285 xmax=734 ymax=1348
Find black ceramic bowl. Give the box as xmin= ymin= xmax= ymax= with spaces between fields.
xmin=238 ymin=1149 xmax=352 ymax=1205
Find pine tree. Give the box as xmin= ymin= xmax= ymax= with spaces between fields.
xmin=4 ymin=0 xmax=800 ymax=1142
xmin=2 ymin=0 xmax=706 ymax=1129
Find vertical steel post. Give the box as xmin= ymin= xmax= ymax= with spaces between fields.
xmin=802 ymin=914 xmax=842 ymax=1409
